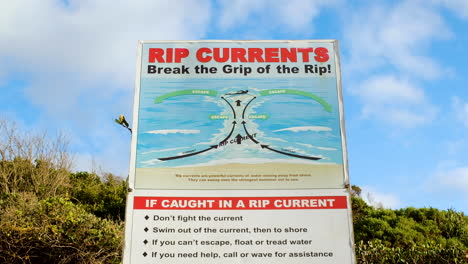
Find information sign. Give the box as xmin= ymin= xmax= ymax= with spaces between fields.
xmin=123 ymin=40 xmax=355 ymax=264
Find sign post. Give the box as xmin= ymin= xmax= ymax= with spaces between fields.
xmin=123 ymin=40 xmax=356 ymax=264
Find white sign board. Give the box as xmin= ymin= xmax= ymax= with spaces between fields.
xmin=123 ymin=40 xmax=355 ymax=264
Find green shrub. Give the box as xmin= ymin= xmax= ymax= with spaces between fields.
xmin=0 ymin=120 xmax=71 ymax=199
xmin=356 ymin=239 xmax=467 ymax=264
xmin=69 ymin=172 xmax=127 ymax=221
xmin=352 ymin=197 xmax=468 ymax=263
xmin=0 ymin=194 xmax=123 ymax=264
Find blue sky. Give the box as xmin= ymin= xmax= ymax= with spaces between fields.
xmin=1 ymin=0 xmax=467 ymax=212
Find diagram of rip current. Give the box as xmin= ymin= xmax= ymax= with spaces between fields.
xmin=153 ymin=89 xmax=331 ymax=161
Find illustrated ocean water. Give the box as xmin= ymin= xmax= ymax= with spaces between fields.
xmin=136 ymin=77 xmax=343 ymax=169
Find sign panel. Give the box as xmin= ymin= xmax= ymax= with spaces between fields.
xmin=123 ymin=40 xmax=355 ymax=264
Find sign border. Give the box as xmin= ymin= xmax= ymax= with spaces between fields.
xmin=122 ymin=40 xmax=355 ymax=264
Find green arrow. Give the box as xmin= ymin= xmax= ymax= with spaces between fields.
xmin=155 ymin=89 xmax=218 ymax=104
xmin=248 ymin=114 xmax=270 ymax=120
xmin=259 ymin=89 xmax=332 ymax=112
xmin=209 ymin=114 xmax=230 ymax=120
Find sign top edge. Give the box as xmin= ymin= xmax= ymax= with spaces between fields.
xmin=139 ymin=40 xmax=338 ymax=44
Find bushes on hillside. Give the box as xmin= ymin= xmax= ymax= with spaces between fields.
xmin=1 ymin=120 xmax=467 ymax=263
xmin=0 ymin=194 xmax=122 ymax=264
xmin=0 ymin=120 xmax=125 ymax=263
xmin=352 ymin=196 xmax=468 ymax=263
xmin=69 ymin=172 xmax=127 ymax=221
xmin=356 ymin=239 xmax=466 ymax=264
xmin=0 ymin=120 xmax=71 ymax=199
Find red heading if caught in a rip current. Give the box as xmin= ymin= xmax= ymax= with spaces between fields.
xmin=148 ymin=47 xmax=330 ymax=64
xmin=134 ymin=196 xmax=348 ymax=210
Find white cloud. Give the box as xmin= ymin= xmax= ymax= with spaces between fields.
xmin=362 ymin=186 xmax=401 ymax=209
xmin=145 ymin=129 xmax=200 ymax=135
xmin=0 ymin=0 xmax=212 ymax=114
xmin=275 ymin=0 xmax=333 ymax=32
xmin=452 ymin=96 xmax=468 ymax=127
xmin=358 ymin=75 xmax=424 ymax=104
xmin=433 ymin=0 xmax=468 ymax=19
xmin=0 ymin=0 xmax=211 ymax=75
xmin=352 ymin=74 xmax=437 ymax=127
xmin=0 ymin=0 xmax=212 ymax=175
xmin=344 ymin=1 xmax=451 ymax=79
xmin=427 ymin=162 xmax=468 ymax=196
xmin=217 ymin=0 xmax=339 ymax=33
xmin=273 ymin=126 xmax=332 ymax=133
xmin=342 ymin=1 xmax=454 ymax=129
xmin=440 ymin=167 xmax=468 ymax=192
xmin=217 ymin=0 xmax=265 ymax=30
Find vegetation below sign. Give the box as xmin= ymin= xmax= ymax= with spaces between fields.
xmin=0 ymin=120 xmax=466 ymax=263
